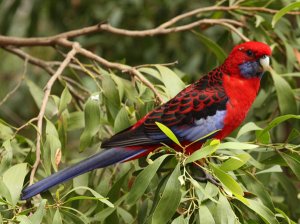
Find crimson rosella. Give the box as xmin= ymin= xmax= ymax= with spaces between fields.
xmin=21 ymin=41 xmax=272 ymax=200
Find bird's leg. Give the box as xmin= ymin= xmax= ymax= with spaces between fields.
xmin=192 ymin=167 xmax=220 ymax=186
xmin=189 ymin=160 xmax=221 ymax=186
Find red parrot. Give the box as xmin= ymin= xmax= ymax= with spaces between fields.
xmin=21 ymin=41 xmax=272 ymax=200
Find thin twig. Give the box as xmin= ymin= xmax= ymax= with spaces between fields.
xmin=73 ymin=43 xmax=164 ymax=102
xmin=0 ymin=58 xmax=28 ymax=106
xmin=2 ymin=46 xmax=56 ymax=75
xmin=134 ymin=60 xmax=179 ymax=69
xmin=29 ymin=41 xmax=80 ymax=185
xmin=13 ymin=117 xmax=38 ymax=137
xmin=220 ymin=22 xmax=250 ymax=42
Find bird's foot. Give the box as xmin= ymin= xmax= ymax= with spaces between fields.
xmin=193 ymin=170 xmax=221 ymax=186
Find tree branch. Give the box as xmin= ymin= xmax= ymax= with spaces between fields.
xmin=0 ymin=5 xmax=298 ymax=46
xmin=29 ymin=41 xmax=80 ymax=185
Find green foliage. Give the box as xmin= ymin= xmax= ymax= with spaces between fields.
xmin=0 ymin=0 xmax=300 ymax=223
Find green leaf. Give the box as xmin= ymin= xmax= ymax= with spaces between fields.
xmin=272 ymin=2 xmax=300 ymax=27
xmin=255 ymin=15 xmax=265 ymax=27
xmin=53 ymin=209 xmax=63 ymax=224
xmin=62 ymin=186 xmax=114 ymax=207
xmin=73 ymin=173 xmax=89 ymax=195
xmin=152 ymin=163 xmax=181 ymax=224
xmin=117 ymin=207 xmax=134 ymax=224
xmin=29 ymin=199 xmax=47 ymax=224
xmin=26 ymin=79 xmax=57 ymax=117
xmin=155 ymin=122 xmax=182 ymax=147
xmin=256 ymin=165 xmax=282 ymax=175
xmin=114 ymin=107 xmax=131 ymax=133
xmin=102 ymin=76 xmax=120 ymax=107
xmin=80 ymin=95 xmax=101 ymax=151
xmin=3 ymin=163 xmax=27 ymax=206
xmin=211 ymin=164 xmax=244 ymax=197
xmin=237 ymin=122 xmax=262 ymax=139
xmin=191 ymin=178 xmax=218 ymax=203
xmin=102 ymin=75 xmax=121 ymax=121
xmin=126 ymin=154 xmax=170 ymax=204
xmin=67 ymin=111 xmax=84 ymax=131
xmin=44 ymin=119 xmax=61 ymax=172
xmin=16 ymin=215 xmax=32 ymax=224
xmin=193 ymin=31 xmax=227 ymax=63
xmin=199 ymin=205 xmax=215 ymax=224
xmin=44 ymin=134 xmax=61 ymax=173
xmin=155 ymin=65 xmax=185 ymax=98
xmin=256 ymin=129 xmax=271 ymax=144
xmin=83 ymin=95 xmax=101 ymax=135
xmin=219 ymin=154 xmax=250 ymax=172
xmin=286 ymin=128 xmax=300 ymax=143
xmin=0 ymin=140 xmax=13 ymax=175
xmin=279 ymin=152 xmax=300 ymax=179
xmin=218 ymin=142 xmax=258 ymax=150
xmin=171 ymin=215 xmax=185 ymax=224
xmin=240 ymin=172 xmax=275 ymax=211
xmin=185 ymin=139 xmax=220 ymax=164
xmin=215 ymin=194 xmax=236 ymax=224
xmin=258 ymin=115 xmax=300 ymax=139
xmin=271 ymin=71 xmax=297 ymax=115
xmin=238 ymin=198 xmax=279 ymax=224
xmin=59 ymin=87 xmax=72 ymax=114
xmin=0 ymin=121 xmax=13 ymax=140
xmin=275 ymin=208 xmax=297 ymax=224
xmin=0 ymin=178 xmax=12 ymax=206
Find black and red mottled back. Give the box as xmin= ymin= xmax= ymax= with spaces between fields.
xmin=102 ymin=67 xmax=228 ymax=148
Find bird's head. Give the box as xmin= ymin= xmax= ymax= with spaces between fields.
xmin=223 ymin=41 xmax=272 ymax=79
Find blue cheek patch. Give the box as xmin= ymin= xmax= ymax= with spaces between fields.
xmin=239 ymin=61 xmax=263 ymax=78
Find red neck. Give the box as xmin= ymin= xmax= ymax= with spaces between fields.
xmin=216 ymin=74 xmax=260 ymax=139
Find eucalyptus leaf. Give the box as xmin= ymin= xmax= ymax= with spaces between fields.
xmin=279 ymin=152 xmax=300 ymax=179
xmin=53 ymin=209 xmax=63 ymax=224
xmin=193 ymin=31 xmax=227 ymax=63
xmin=155 ymin=65 xmax=185 ymax=98
xmin=155 ymin=122 xmax=182 ymax=147
xmin=26 ymin=79 xmax=57 ymax=117
xmin=185 ymin=139 xmax=220 ymax=164
xmin=3 ymin=163 xmax=27 ymax=206
xmin=211 ymin=164 xmax=244 ymax=197
xmin=59 ymin=87 xmax=72 ymax=114
xmin=238 ymin=199 xmax=279 ymax=224
xmin=272 ymin=2 xmax=300 ymax=27
xmin=219 ymin=154 xmax=250 ymax=172
xmin=152 ymin=163 xmax=181 ymax=224
xmin=216 ymin=194 xmax=237 ymax=224
xmin=80 ymin=95 xmax=101 ymax=151
xmin=199 ymin=205 xmax=215 ymax=224
xmin=271 ymin=71 xmax=297 ymax=115
xmin=126 ymin=154 xmax=170 ymax=205
xmin=29 ymin=199 xmax=47 ymax=224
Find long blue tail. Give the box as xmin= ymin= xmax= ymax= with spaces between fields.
xmin=21 ymin=148 xmax=146 ymax=200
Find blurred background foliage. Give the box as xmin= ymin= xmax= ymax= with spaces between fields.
xmin=0 ymin=0 xmax=300 ymax=223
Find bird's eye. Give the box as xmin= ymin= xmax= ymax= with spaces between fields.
xmin=246 ymin=50 xmax=254 ymax=57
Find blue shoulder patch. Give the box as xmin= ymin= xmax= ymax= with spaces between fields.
xmin=172 ymin=110 xmax=227 ymax=142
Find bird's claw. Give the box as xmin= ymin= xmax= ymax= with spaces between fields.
xmin=194 ymin=172 xmax=220 ymax=186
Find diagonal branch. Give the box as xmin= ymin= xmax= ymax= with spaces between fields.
xmin=29 ymin=41 xmax=80 ymax=185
